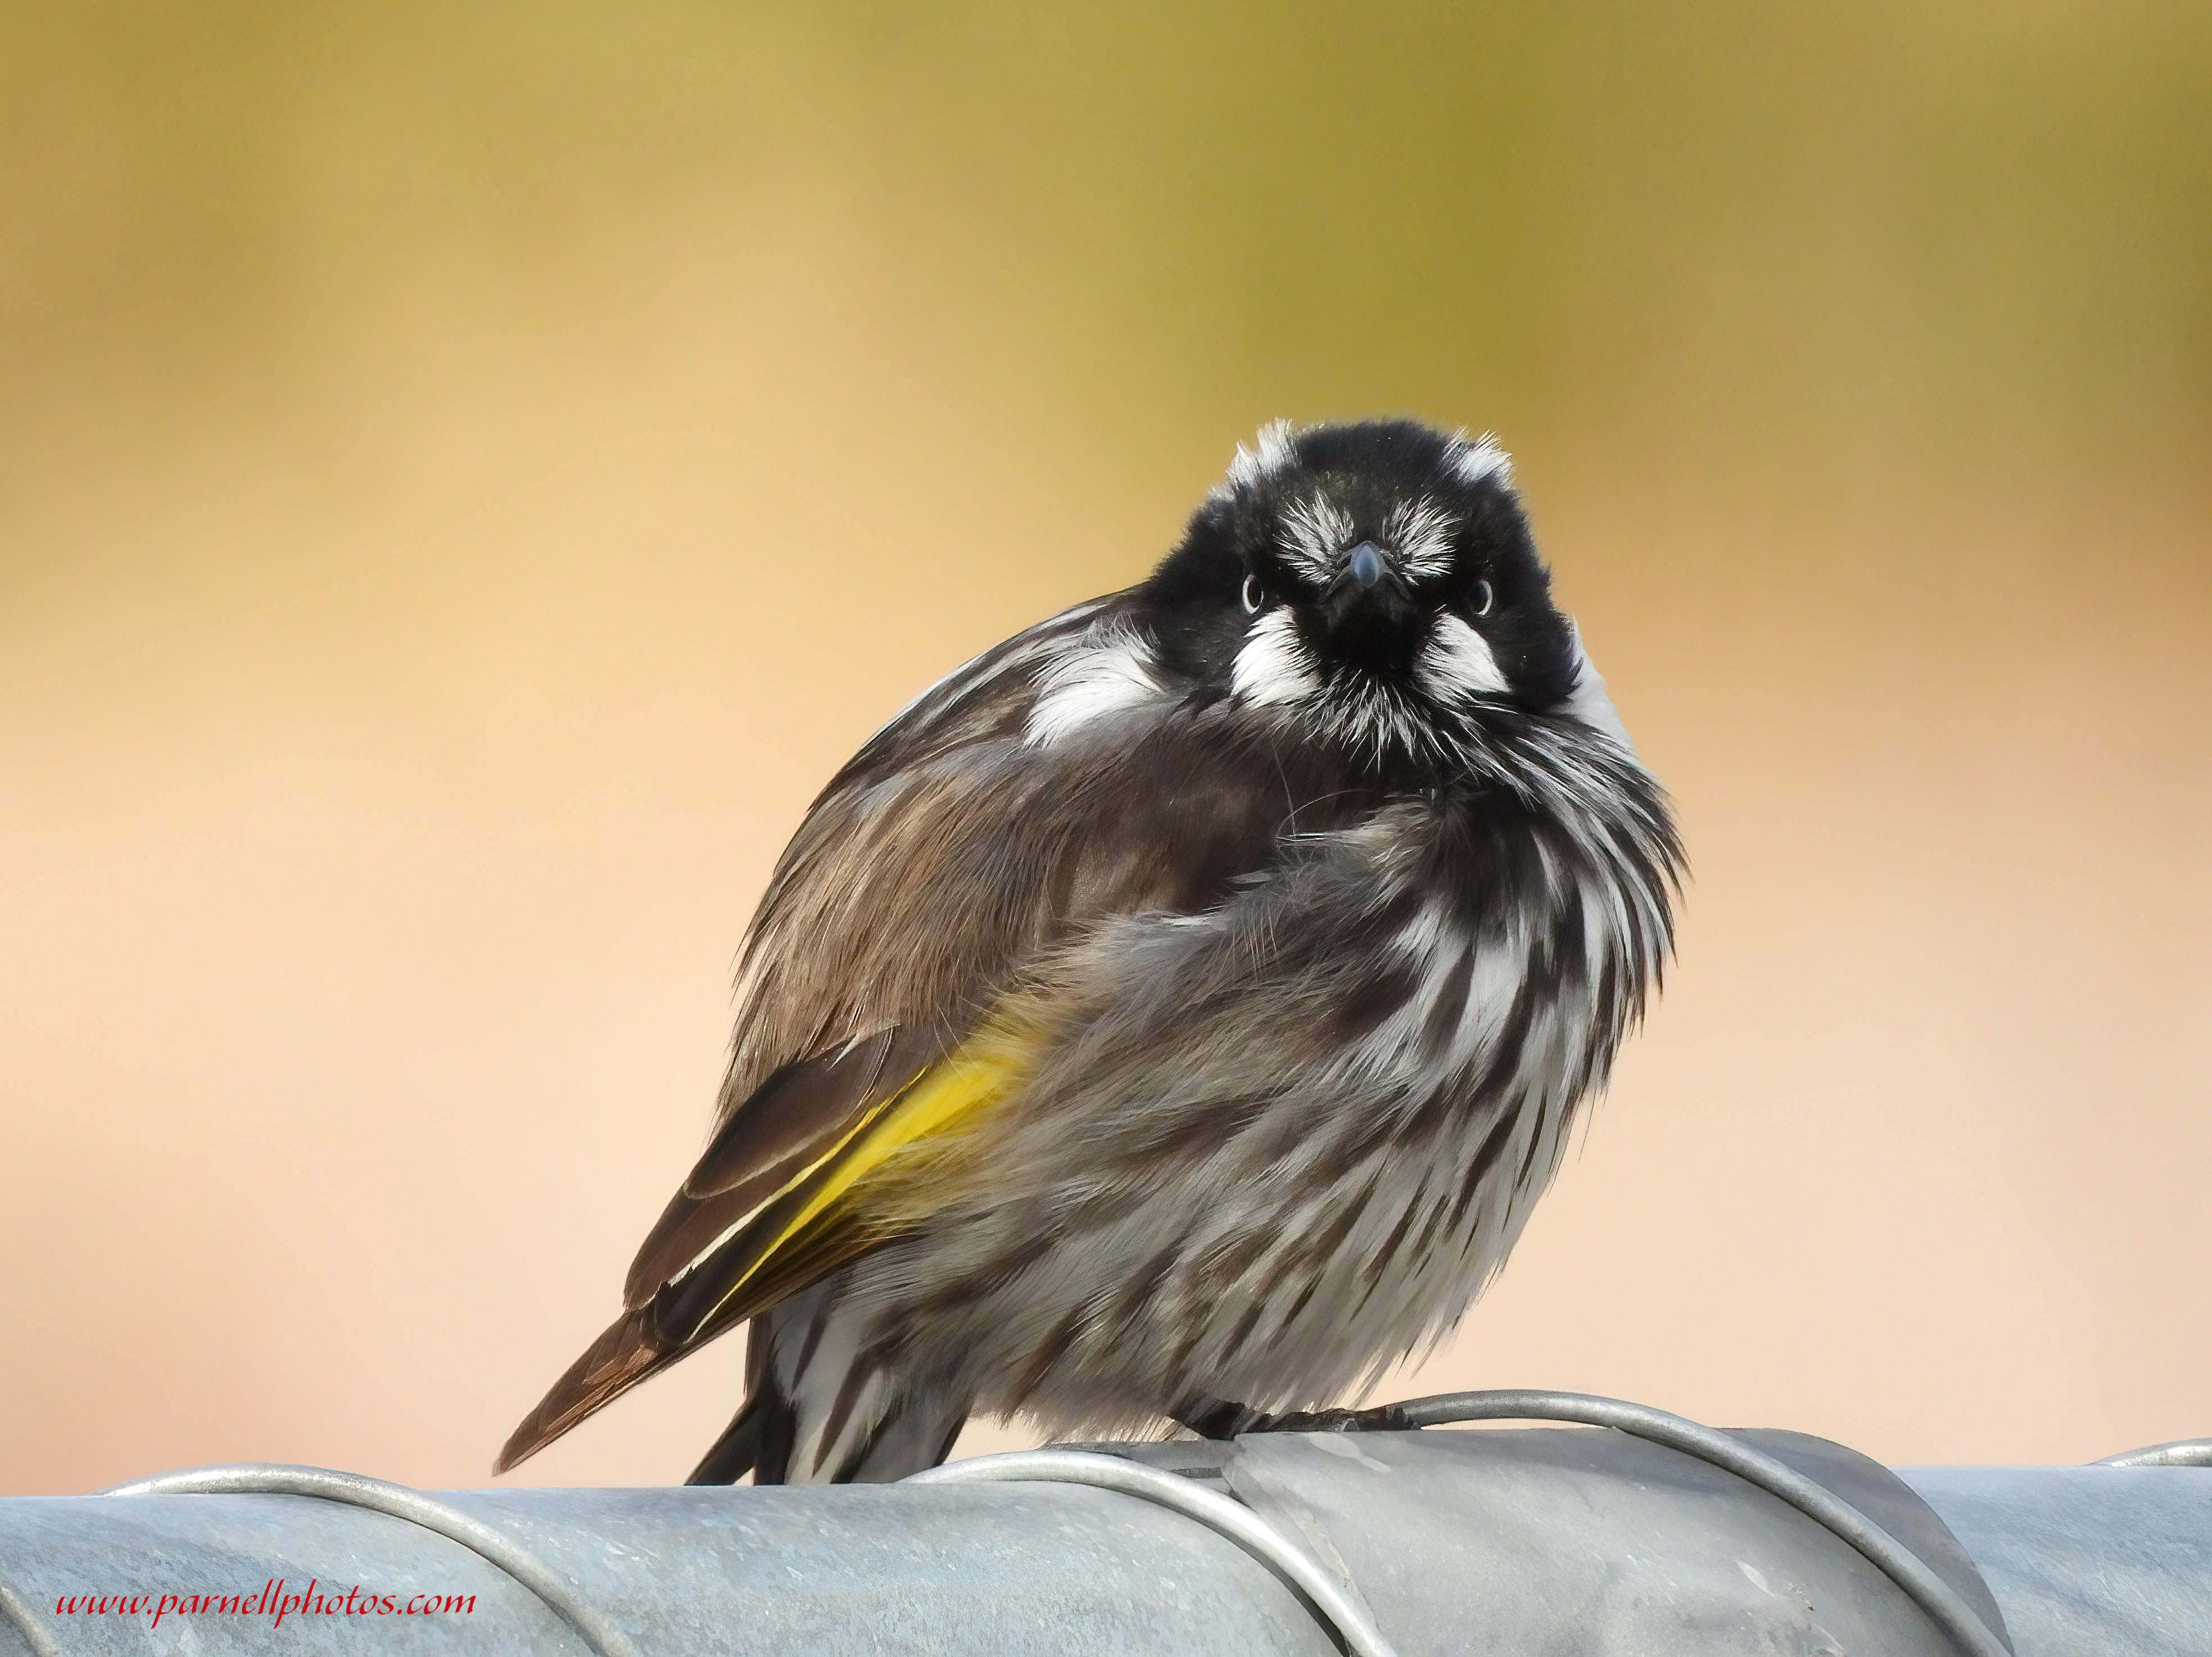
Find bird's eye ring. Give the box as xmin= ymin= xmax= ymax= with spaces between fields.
xmin=1469 ymin=579 xmax=1494 ymax=617
xmin=1241 ymin=573 xmax=1265 ymax=615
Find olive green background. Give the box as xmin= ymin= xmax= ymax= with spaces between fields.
xmin=2 ymin=2 xmax=2206 ymax=1492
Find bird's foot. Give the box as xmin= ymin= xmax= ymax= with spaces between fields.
xmin=1173 ymin=1393 xmax=1413 ymax=1441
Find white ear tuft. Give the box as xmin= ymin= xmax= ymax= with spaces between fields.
xmin=1225 ymin=418 xmax=1299 ymax=490
xmin=1447 ymin=431 xmax=1514 ymax=488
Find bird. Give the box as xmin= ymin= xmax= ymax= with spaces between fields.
xmin=496 ymin=417 xmax=1681 ymax=1486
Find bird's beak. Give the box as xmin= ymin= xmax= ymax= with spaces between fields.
xmin=1317 ymin=541 xmax=1415 ymax=642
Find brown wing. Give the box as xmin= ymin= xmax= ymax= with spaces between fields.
xmin=621 ymin=1025 xmax=949 ymax=1308
xmin=702 ymin=599 xmax=1110 ymax=1127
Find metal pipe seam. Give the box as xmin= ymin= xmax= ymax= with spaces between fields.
xmin=2091 ymin=1439 xmax=2212 ymax=1468
xmin=0 ymin=1570 xmax=65 ymax=1657
xmin=907 ymin=1450 xmax=1397 ymax=1657
xmin=1390 ymin=1390 xmax=2013 ymax=1657
xmin=95 ymin=1464 xmax=639 ymax=1657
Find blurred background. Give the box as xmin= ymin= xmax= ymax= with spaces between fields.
xmin=1 ymin=1 xmax=2206 ymax=1495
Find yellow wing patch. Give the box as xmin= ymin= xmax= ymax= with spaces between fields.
xmin=497 ymin=1021 xmax=1036 ymax=1473
xmin=692 ymin=1023 xmax=1030 ymax=1331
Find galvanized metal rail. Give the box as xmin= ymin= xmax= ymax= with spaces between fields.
xmin=1390 ymin=1390 xmax=2012 ymax=1657
xmin=1 ymin=1390 xmax=2204 ymax=1655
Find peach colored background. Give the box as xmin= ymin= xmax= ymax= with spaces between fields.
xmin=1 ymin=4 xmax=2206 ymax=1495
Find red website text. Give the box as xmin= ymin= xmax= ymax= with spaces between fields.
xmin=55 ymin=1579 xmax=477 ymax=1629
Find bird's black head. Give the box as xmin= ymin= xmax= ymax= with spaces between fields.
xmin=1143 ymin=419 xmax=1581 ymax=752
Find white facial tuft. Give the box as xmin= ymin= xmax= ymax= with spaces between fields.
xmin=1231 ymin=608 xmax=1320 ymax=706
xmin=1384 ymin=496 xmax=1459 ymax=580
xmin=1278 ymin=494 xmax=1356 ymax=582
xmin=1446 ymin=433 xmax=1513 ymax=488
xmin=1025 ymin=623 xmax=1166 ymax=745
xmin=1415 ymin=613 xmax=1510 ymax=700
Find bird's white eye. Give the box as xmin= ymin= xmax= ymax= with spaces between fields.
xmin=1469 ymin=579 xmax=1494 ymax=617
xmin=1241 ymin=573 xmax=1265 ymax=614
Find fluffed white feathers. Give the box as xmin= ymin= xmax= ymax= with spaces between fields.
xmin=1415 ymin=613 xmax=1510 ymax=700
xmin=1558 ymin=621 xmax=1636 ymax=754
xmin=1025 ymin=620 xmax=1166 ymax=746
xmin=1231 ymin=608 xmax=1321 ymax=706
